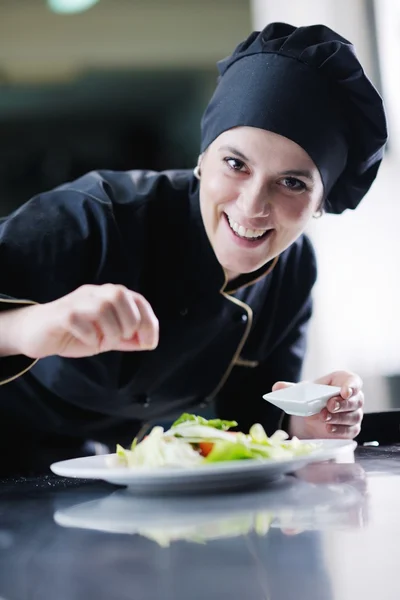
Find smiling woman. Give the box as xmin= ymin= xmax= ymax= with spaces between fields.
xmin=0 ymin=22 xmax=388 ymax=475
xmin=197 ymin=127 xmax=324 ymax=280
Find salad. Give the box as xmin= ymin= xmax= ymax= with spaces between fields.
xmin=112 ymin=413 xmax=317 ymax=469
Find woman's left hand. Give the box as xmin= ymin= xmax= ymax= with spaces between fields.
xmin=272 ymin=371 xmax=364 ymax=440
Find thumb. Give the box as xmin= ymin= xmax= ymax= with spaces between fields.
xmin=272 ymin=381 xmax=295 ymax=392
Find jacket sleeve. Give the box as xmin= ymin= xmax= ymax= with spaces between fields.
xmin=215 ymin=237 xmax=317 ymax=435
xmin=0 ymin=188 xmax=107 ymax=384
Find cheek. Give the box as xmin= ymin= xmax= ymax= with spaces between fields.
xmin=275 ymin=196 xmax=315 ymax=229
xmin=201 ymin=172 xmax=238 ymax=213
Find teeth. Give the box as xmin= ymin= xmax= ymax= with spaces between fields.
xmin=227 ymin=215 xmax=268 ymax=239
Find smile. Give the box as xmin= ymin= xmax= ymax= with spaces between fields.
xmin=225 ymin=213 xmax=270 ymax=241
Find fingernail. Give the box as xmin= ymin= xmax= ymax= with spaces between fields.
xmin=334 ymin=401 xmax=341 ymax=412
xmin=347 ymin=387 xmax=353 ymax=398
xmin=330 ymin=426 xmax=337 ymax=433
xmin=325 ymin=413 xmax=332 ymax=422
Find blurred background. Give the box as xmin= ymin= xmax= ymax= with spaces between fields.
xmin=0 ymin=0 xmax=398 ymax=412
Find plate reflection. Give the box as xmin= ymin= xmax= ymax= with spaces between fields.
xmin=54 ymin=462 xmax=368 ymax=547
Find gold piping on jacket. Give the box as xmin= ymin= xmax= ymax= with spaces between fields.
xmin=234 ymin=357 xmax=259 ymax=368
xmin=226 ymin=255 xmax=279 ymax=294
xmin=208 ymin=293 xmax=253 ymax=399
xmin=277 ymin=411 xmax=286 ymax=431
xmin=207 ymin=255 xmax=279 ymax=401
xmin=0 ymin=298 xmax=39 ymax=385
xmin=135 ymin=421 xmax=151 ymax=443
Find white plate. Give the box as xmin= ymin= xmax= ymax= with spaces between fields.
xmin=263 ymin=382 xmax=342 ymax=416
xmin=50 ymin=439 xmax=356 ymax=494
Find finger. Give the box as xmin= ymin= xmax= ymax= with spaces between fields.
xmin=325 ymin=423 xmax=362 ymax=439
xmin=109 ymin=287 xmax=142 ymax=341
xmin=116 ymin=336 xmax=148 ymax=352
xmin=68 ymin=312 xmax=101 ymax=349
xmin=326 ymin=392 xmax=364 ymax=414
xmin=94 ymin=300 xmax=123 ymax=344
xmin=66 ymin=295 xmax=122 ymax=349
xmin=338 ymin=373 xmax=363 ymax=400
xmin=315 ymin=371 xmax=363 ymax=397
xmin=324 ymin=408 xmax=363 ymax=427
xmin=131 ymin=294 xmax=159 ymax=349
xmin=271 ymin=381 xmax=295 ymax=392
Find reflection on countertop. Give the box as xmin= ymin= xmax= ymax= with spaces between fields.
xmin=53 ymin=464 xmax=367 ymax=546
xmin=0 ymin=446 xmax=400 ymax=600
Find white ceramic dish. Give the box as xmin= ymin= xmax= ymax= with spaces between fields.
xmin=263 ymin=382 xmax=342 ymax=416
xmin=50 ymin=439 xmax=356 ymax=494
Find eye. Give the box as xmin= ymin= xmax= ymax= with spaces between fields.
xmin=223 ymin=157 xmax=248 ymax=173
xmin=279 ymin=177 xmax=307 ymax=192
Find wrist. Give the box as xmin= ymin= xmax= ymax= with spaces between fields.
xmin=0 ymin=304 xmax=38 ymax=356
xmin=288 ymin=415 xmax=307 ymax=439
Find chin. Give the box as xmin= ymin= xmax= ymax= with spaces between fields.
xmin=216 ymin=247 xmax=274 ymax=277
xmin=222 ymin=260 xmax=264 ymax=276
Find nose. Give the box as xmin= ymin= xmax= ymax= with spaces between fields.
xmin=235 ymin=183 xmax=270 ymax=218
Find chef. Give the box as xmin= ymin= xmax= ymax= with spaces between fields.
xmin=0 ymin=23 xmax=387 ymax=474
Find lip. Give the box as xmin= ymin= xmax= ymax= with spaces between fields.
xmin=222 ymin=213 xmax=273 ymax=249
xmin=224 ymin=212 xmax=271 ymax=232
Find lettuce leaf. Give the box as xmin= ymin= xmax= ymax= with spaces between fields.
xmin=171 ymin=413 xmax=237 ymax=431
xmin=205 ymin=441 xmax=255 ymax=462
xmin=249 ymin=423 xmax=270 ymax=445
xmin=116 ymin=443 xmax=129 ymax=466
xmin=204 ymin=440 xmax=293 ymax=462
xmin=115 ymin=427 xmax=203 ymax=468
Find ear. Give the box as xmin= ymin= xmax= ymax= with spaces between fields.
xmin=313 ymin=196 xmax=325 ymax=219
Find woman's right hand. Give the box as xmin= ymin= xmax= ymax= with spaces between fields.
xmin=8 ymin=284 xmax=159 ymax=359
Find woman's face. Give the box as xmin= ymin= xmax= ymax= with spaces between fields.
xmin=198 ymin=127 xmax=324 ymax=280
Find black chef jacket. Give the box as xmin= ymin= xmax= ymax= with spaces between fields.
xmin=0 ymin=169 xmax=316 ymax=474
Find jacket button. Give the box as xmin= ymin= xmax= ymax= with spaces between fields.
xmin=180 ymin=307 xmax=189 ymax=316
xmin=136 ymin=394 xmax=150 ymax=408
xmin=234 ymin=312 xmax=248 ymax=323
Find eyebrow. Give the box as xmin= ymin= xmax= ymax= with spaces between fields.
xmin=279 ymin=169 xmax=315 ymax=182
xmin=219 ymin=145 xmax=315 ymax=182
xmin=219 ymin=145 xmax=252 ymax=164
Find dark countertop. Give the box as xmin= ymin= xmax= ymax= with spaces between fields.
xmin=0 ymin=445 xmax=399 ymax=600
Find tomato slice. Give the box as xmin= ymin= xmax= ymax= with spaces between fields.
xmin=198 ymin=442 xmax=214 ymax=457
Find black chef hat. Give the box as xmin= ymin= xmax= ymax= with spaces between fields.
xmin=200 ymin=22 xmax=388 ymax=214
